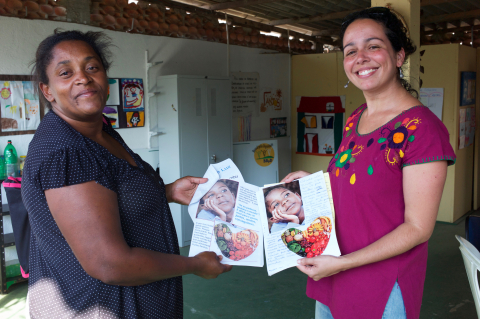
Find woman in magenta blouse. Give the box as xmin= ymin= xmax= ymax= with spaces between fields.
xmin=282 ymin=7 xmax=455 ymax=319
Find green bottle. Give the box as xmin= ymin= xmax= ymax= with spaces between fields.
xmin=4 ymin=140 xmax=18 ymax=177
xmin=0 ymin=155 xmax=5 ymax=180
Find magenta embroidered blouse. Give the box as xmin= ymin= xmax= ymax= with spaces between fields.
xmin=306 ymin=104 xmax=456 ymax=319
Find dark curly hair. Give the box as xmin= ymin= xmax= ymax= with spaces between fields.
xmin=339 ymin=7 xmax=418 ymax=97
xmin=31 ymin=29 xmax=114 ymax=109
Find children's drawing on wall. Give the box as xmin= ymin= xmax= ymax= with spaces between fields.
xmin=237 ymin=114 xmax=252 ymax=141
xmin=296 ymin=96 xmax=345 ymax=155
xmin=121 ymin=78 xmax=144 ymax=111
xmin=260 ymin=88 xmax=283 ymax=113
xmin=106 ymin=78 xmax=120 ymax=105
xmin=103 ymin=106 xmax=119 ymax=128
xmin=126 ymin=111 xmax=144 ymax=127
xmin=0 ymin=81 xmax=23 ymax=130
xmin=270 ymin=117 xmax=287 ymax=138
xmin=22 ymin=81 xmax=41 ymax=130
xmin=460 ymin=72 xmax=476 ymax=106
xmin=459 ymin=107 xmax=476 ymax=149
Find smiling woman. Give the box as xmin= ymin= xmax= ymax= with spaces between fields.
xmin=281 ymin=7 xmax=456 ymax=319
xmin=21 ymin=29 xmax=232 ymax=319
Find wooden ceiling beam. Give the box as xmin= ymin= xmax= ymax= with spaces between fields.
xmin=267 ymin=8 xmax=361 ymax=26
xmin=424 ymin=24 xmax=480 ymax=35
xmin=421 ymin=9 xmax=480 ymax=24
xmin=202 ymin=0 xmax=283 ymax=11
xmin=266 ymin=0 xmax=452 ymax=29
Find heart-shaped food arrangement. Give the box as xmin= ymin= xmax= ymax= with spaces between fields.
xmin=215 ymin=223 xmax=259 ymax=261
xmin=281 ymin=216 xmax=332 ymax=258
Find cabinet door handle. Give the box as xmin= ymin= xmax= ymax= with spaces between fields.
xmin=211 ymin=154 xmax=216 ymax=163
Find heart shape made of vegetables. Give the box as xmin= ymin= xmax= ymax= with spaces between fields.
xmin=214 ymin=223 xmax=259 ymax=261
xmin=281 ymin=216 xmax=332 ymax=258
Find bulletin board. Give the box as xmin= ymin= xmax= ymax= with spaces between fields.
xmin=0 ymin=74 xmax=45 ymax=136
xmin=296 ymin=96 xmax=345 ymax=156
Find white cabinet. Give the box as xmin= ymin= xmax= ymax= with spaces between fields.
xmin=156 ymin=75 xmax=232 ymax=247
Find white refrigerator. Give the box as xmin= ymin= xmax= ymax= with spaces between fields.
xmin=233 ymin=140 xmax=279 ymax=187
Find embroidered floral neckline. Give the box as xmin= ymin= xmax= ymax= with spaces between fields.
xmin=355 ymin=104 xmax=426 ymax=137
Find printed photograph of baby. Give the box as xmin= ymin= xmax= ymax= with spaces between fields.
xmin=196 ymin=179 xmax=239 ymax=223
xmin=263 ymin=181 xmax=305 ymax=234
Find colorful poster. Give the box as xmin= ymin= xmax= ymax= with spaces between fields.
xmin=260 ymin=88 xmax=283 ymax=114
xmin=121 ymin=78 xmax=144 ymax=111
xmin=106 ymin=78 xmax=120 ymax=105
xmin=126 ymin=111 xmax=144 ymax=127
xmin=0 ymin=81 xmax=24 ymax=131
xmin=296 ymin=96 xmax=345 ymax=155
xmin=22 ymin=81 xmax=41 ymax=130
xmin=459 ymin=107 xmax=476 ymax=149
xmin=270 ymin=117 xmax=287 ymax=138
xmin=103 ymin=106 xmax=119 ymax=128
xmin=460 ymin=72 xmax=476 ymax=106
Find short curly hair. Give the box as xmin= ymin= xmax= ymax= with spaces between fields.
xmin=339 ymin=7 xmax=418 ymax=97
xmin=31 ymin=29 xmax=114 ymax=109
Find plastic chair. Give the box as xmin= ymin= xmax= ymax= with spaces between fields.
xmin=456 ymin=235 xmax=480 ymax=318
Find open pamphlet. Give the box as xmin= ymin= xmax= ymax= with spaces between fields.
xmin=188 ymin=159 xmax=264 ymax=267
xmin=188 ymin=159 xmax=341 ymax=273
xmin=256 ymin=171 xmax=341 ymax=276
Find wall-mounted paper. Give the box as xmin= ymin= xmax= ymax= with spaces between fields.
xmin=231 ymin=72 xmax=258 ymax=117
xmin=121 ymin=78 xmax=144 ymax=111
xmin=419 ymin=88 xmax=444 ymax=120
xmin=106 ymin=78 xmax=120 ymax=105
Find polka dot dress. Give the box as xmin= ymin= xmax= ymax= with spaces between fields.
xmin=21 ymin=111 xmax=182 ymax=318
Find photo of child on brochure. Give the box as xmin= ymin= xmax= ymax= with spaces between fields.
xmin=196 ymin=179 xmax=239 ymax=223
xmin=263 ymin=180 xmax=305 ymax=234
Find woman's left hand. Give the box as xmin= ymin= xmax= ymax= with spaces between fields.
xmin=296 ymin=255 xmax=348 ymax=281
xmin=167 ymin=176 xmax=208 ymax=205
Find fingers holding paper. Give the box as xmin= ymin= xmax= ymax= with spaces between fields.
xmin=281 ymin=171 xmax=312 ymax=183
xmin=192 ymin=251 xmax=233 ymax=279
xmin=168 ymin=176 xmax=209 ymax=205
xmin=296 ymin=255 xmax=347 ymax=281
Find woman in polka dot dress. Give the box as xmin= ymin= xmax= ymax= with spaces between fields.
xmin=282 ymin=8 xmax=455 ymax=319
xmin=22 ymin=29 xmax=232 ymax=318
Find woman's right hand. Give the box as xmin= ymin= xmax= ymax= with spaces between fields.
xmin=203 ymin=198 xmax=227 ymax=221
xmin=192 ymin=251 xmax=233 ymax=279
xmin=281 ymin=171 xmax=311 ymax=183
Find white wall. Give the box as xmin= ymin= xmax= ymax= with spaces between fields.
xmin=0 ymin=16 xmax=291 ymax=159
xmin=0 ymin=16 xmax=292 ymax=189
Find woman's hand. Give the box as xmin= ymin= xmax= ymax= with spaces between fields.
xmin=166 ymin=176 xmax=208 ymax=205
xmin=297 ymin=255 xmax=349 ymax=281
xmin=281 ymin=171 xmax=311 ymax=183
xmin=271 ymin=208 xmax=300 ymax=224
xmin=192 ymin=251 xmax=233 ymax=279
xmin=203 ymin=198 xmax=227 ymax=221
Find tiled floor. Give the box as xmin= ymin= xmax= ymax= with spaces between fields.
xmin=1 ymin=219 xmax=477 ymax=318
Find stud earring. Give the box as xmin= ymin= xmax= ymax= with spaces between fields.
xmin=399 ymin=68 xmax=404 ymax=79
xmin=344 ymin=80 xmax=350 ymax=88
